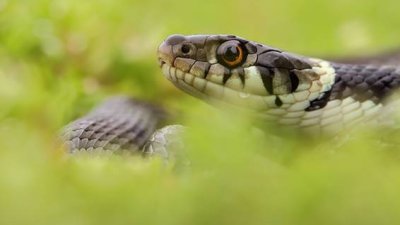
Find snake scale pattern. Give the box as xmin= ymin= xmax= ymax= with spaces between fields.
xmin=62 ymin=97 xmax=165 ymax=154
xmin=62 ymin=34 xmax=400 ymax=153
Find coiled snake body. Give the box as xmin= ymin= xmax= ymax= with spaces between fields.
xmin=62 ymin=34 xmax=400 ymax=154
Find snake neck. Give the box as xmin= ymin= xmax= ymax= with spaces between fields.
xmin=265 ymin=62 xmax=400 ymax=132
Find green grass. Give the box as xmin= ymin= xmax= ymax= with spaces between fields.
xmin=2 ymin=0 xmax=400 ymax=224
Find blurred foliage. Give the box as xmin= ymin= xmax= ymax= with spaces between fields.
xmin=1 ymin=0 xmax=400 ymax=224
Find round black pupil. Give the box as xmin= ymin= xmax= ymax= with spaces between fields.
xmin=181 ymin=44 xmax=191 ymax=54
xmin=224 ymin=46 xmax=239 ymax=61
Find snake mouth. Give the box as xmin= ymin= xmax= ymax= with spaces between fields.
xmin=158 ymin=58 xmax=166 ymax=67
xmin=161 ymin=63 xmax=209 ymax=100
xmin=160 ymin=63 xmax=279 ymax=112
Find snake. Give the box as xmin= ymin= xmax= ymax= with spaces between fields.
xmin=61 ymin=34 xmax=400 ymax=155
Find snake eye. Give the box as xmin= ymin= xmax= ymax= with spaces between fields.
xmin=217 ymin=40 xmax=246 ymax=68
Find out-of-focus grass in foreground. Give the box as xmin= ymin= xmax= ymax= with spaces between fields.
xmin=2 ymin=0 xmax=400 ymax=224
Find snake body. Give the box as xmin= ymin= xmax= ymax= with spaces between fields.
xmin=62 ymin=97 xmax=165 ymax=153
xmin=62 ymin=34 xmax=400 ymax=153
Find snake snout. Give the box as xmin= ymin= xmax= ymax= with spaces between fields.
xmin=157 ymin=34 xmax=188 ymax=66
xmin=158 ymin=42 xmax=174 ymax=66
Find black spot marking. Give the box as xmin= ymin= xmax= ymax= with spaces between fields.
xmin=289 ymin=71 xmax=299 ymax=92
xmin=238 ymin=68 xmax=245 ymax=88
xmin=275 ymin=96 xmax=283 ymax=107
xmin=257 ymin=66 xmax=274 ymax=95
xmin=203 ymin=63 xmax=211 ymax=79
xmin=223 ymin=72 xmax=232 ymax=85
xmin=305 ymin=91 xmax=331 ymax=111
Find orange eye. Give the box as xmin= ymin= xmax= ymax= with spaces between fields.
xmin=217 ymin=41 xmax=246 ymax=68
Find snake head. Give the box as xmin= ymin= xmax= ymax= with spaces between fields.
xmin=158 ymin=34 xmax=333 ymax=114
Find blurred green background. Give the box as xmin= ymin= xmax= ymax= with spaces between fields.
xmin=1 ymin=0 xmax=400 ymax=224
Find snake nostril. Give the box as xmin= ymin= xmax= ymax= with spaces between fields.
xmin=181 ymin=44 xmax=191 ymax=54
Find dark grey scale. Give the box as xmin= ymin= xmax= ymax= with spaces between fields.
xmin=126 ymin=114 xmax=158 ymax=147
xmin=79 ymin=121 xmax=108 ymax=146
xmin=330 ymin=63 xmax=400 ymax=103
xmin=245 ymin=42 xmax=258 ymax=54
xmin=61 ymin=97 xmax=165 ymax=153
xmin=281 ymin=53 xmax=314 ymax=70
xmin=256 ymin=51 xmax=295 ymax=69
xmin=105 ymin=117 xmax=143 ymax=147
